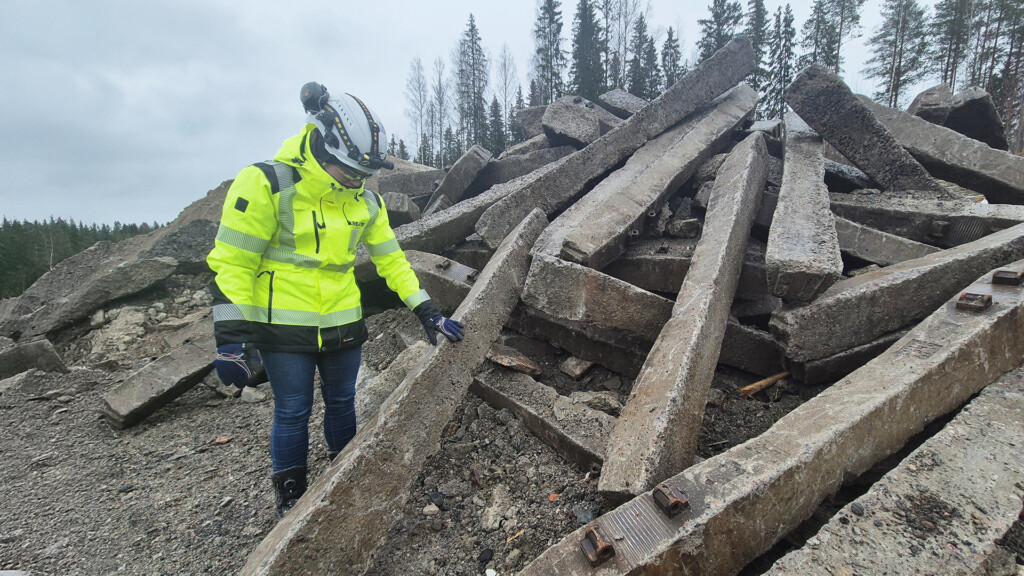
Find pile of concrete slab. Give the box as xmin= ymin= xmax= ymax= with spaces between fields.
xmin=4 ymin=38 xmax=1024 ymax=575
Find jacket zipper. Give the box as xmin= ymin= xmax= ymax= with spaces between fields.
xmin=312 ymin=211 xmax=321 ymax=253
xmin=312 ymin=209 xmax=327 ymax=254
xmin=258 ymin=271 xmax=275 ymax=323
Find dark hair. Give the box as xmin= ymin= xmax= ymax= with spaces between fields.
xmin=310 ymin=129 xmax=341 ymax=166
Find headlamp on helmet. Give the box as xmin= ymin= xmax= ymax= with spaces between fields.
xmin=301 ymin=82 xmax=395 ymax=177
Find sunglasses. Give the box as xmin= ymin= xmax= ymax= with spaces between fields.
xmin=337 ymin=164 xmax=369 ymax=182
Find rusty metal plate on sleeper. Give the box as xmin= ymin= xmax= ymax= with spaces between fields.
xmin=580 ymin=523 xmax=615 ymax=566
xmin=992 ymin=269 xmax=1024 ymax=286
xmin=956 ymin=292 xmax=993 ymax=312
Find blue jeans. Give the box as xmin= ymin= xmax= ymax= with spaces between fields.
xmin=261 ymin=346 xmax=361 ymax=472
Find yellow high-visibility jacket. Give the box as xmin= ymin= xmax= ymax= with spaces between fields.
xmin=207 ymin=125 xmax=429 ymax=352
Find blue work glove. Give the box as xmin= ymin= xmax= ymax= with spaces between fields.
xmin=214 ymin=343 xmax=263 ymax=388
xmin=413 ymin=300 xmax=466 ymax=346
xmin=425 ymin=314 xmax=465 ymax=345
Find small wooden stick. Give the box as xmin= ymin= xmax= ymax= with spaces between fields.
xmin=739 ymin=371 xmax=790 ymax=398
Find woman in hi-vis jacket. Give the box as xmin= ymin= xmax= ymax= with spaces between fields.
xmin=206 ymin=83 xmax=464 ymax=517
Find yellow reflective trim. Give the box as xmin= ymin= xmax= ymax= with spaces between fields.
xmin=367 ymin=238 xmax=400 ymax=257
xmin=215 ymin=226 xmax=269 ymax=254
xmin=403 ymin=289 xmax=430 ymax=309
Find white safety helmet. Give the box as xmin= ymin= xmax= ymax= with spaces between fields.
xmin=301 ymin=82 xmax=394 ymax=177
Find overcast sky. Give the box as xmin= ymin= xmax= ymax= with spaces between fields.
xmin=1 ymin=0 xmax=921 ymax=226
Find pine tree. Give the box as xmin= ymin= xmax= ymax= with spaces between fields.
xmin=508 ymin=86 xmax=527 ymax=145
xmin=661 ymin=27 xmax=683 ymax=89
xmin=928 ymin=0 xmax=975 ymax=90
xmin=832 ymin=0 xmax=868 ymax=73
xmin=990 ymin=0 xmax=1024 ymax=151
xmin=485 ymin=96 xmax=507 ymax=156
xmin=387 ymin=134 xmax=398 ymax=157
xmin=864 ymin=0 xmax=931 ymax=108
xmin=627 ymin=15 xmax=661 ymax=99
xmin=455 ymin=14 xmax=489 ymax=147
xmin=698 ymin=0 xmax=744 ymax=62
xmin=744 ymin=0 xmax=770 ymax=91
xmin=397 ymin=139 xmax=410 ymax=161
xmin=570 ymin=0 xmax=605 ymax=100
xmin=529 ymin=79 xmax=543 ymax=106
xmin=532 ymin=0 xmax=568 ymax=104
xmin=764 ymin=4 xmax=797 ymax=120
xmin=404 ymin=57 xmax=429 ymax=156
xmin=798 ymin=0 xmax=840 ymax=70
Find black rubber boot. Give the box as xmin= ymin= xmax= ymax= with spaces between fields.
xmin=328 ymin=450 xmax=341 ymax=462
xmin=271 ymin=466 xmax=307 ymax=518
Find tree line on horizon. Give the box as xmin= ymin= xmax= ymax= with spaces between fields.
xmin=0 ymin=218 xmax=159 ymax=299
xmin=397 ymin=0 xmax=1023 ymax=163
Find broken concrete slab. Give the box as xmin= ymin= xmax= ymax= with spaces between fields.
xmin=830 ymin=192 xmax=1024 ymax=248
xmin=746 ymin=119 xmax=783 ymax=139
xmin=834 ymin=217 xmax=940 ymax=266
xmin=598 ymin=88 xmax=648 ymax=119
xmin=0 ymin=339 xmax=68 ymax=380
xmin=730 ymin=294 xmax=782 ymax=322
xmin=466 ymin=145 xmax=575 ymax=197
xmin=442 ymin=237 xmax=494 ymax=272
xmin=545 ymin=95 xmax=626 ymax=135
xmin=559 ymin=356 xmax=595 ymax=380
xmin=523 ymin=254 xmax=674 ymax=339
xmin=423 ymin=145 xmax=492 ymax=216
xmin=719 ymin=319 xmax=786 ymax=377
xmin=498 ymin=133 xmax=550 ymax=158
xmin=240 ymin=209 xmax=548 ymax=576
xmin=696 ymin=153 xmax=729 ymax=185
xmin=404 ymin=250 xmax=474 ymax=315
xmin=469 ymin=365 xmax=613 ymax=470
xmin=486 ymin=344 xmax=542 ymax=377
xmin=788 ymin=328 xmax=909 ymax=385
xmin=542 ymin=98 xmax=601 ymax=148
xmin=381 ymin=192 xmax=421 ymax=227
xmin=601 ymin=238 xmax=769 ymax=301
xmin=767 ymin=364 xmax=1024 ymax=575
xmin=860 ymin=96 xmax=1024 ymax=204
xmin=376 ymin=168 xmax=445 ymax=198
xmin=785 ymin=64 xmax=945 ymax=194
xmin=771 ymin=221 xmax=1024 ymax=363
xmin=510 ymin=304 xmax=651 ymax=378
xmin=823 ymin=158 xmax=876 ymax=192
xmin=666 ymin=217 xmax=702 ymax=239
xmin=535 ymin=85 xmax=758 ymax=271
xmin=422 ymin=194 xmax=452 ymax=216
xmin=515 ymin=105 xmax=547 ymax=139
xmin=102 ymin=326 xmax=215 ymax=429
xmin=354 ymin=341 xmax=429 ymax=426
xmin=3 ymin=254 xmax=179 ymax=339
xmin=766 ymin=114 xmax=843 ymax=302
xmin=354 ymin=156 xmax=568 ymax=282
xmin=511 ymin=301 xmax=783 ymax=379
xmin=946 ymin=86 xmax=1009 ymax=151
xmin=474 ymin=37 xmax=756 ymax=249
xmin=520 ymin=259 xmax=1024 ymax=576
xmin=907 ymin=83 xmax=953 ymax=124
xmin=600 ymin=133 xmax=769 ymax=500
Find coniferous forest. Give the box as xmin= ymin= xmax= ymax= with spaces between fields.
xmin=0 ymin=218 xmax=159 ymax=298
xmin=399 ymin=0 xmax=1024 ymax=163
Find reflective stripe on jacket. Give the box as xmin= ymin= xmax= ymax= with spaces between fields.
xmin=207 ymin=124 xmax=428 ymax=352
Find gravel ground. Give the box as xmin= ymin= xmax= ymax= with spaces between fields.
xmin=0 ymin=275 xmax=808 ymax=575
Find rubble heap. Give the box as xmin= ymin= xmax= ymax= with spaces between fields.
xmin=2 ymin=42 xmax=1023 ymax=575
